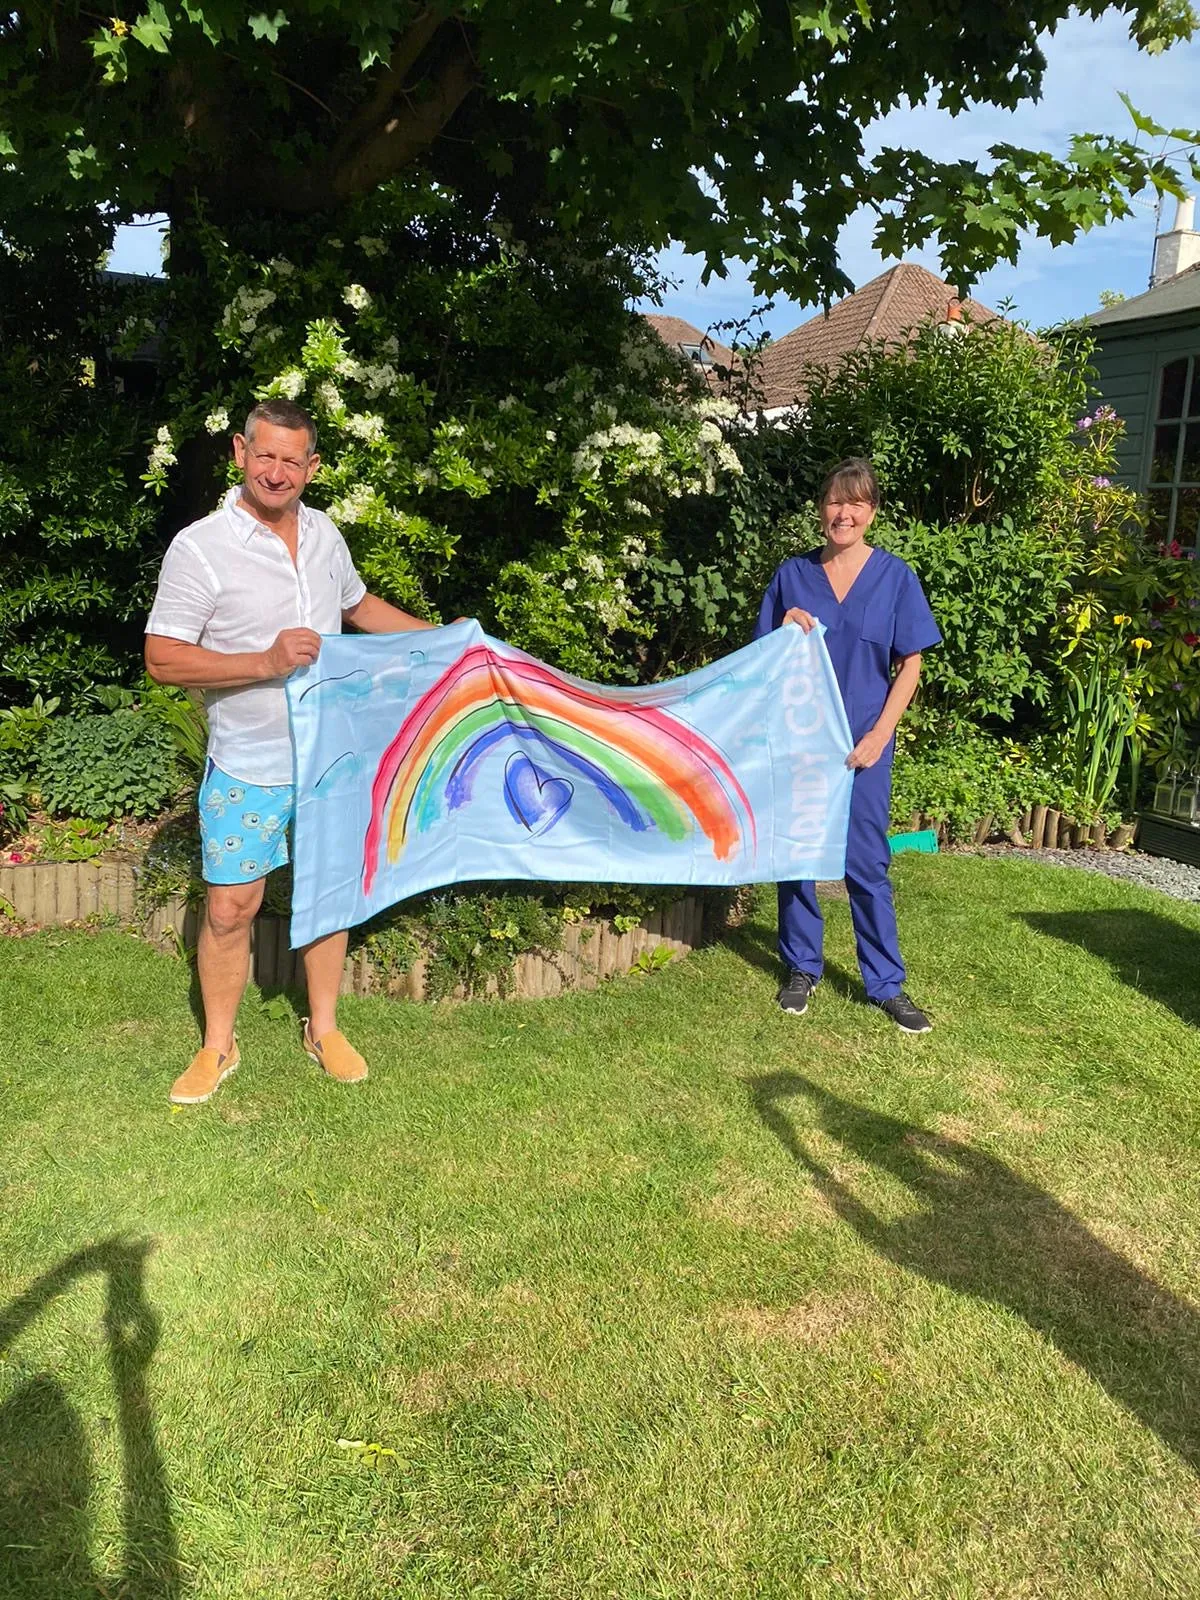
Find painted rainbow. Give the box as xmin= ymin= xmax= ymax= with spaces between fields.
xmin=363 ymin=642 xmax=755 ymax=892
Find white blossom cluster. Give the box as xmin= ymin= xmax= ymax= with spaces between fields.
xmin=571 ymin=422 xmax=663 ymax=478
xmin=327 ymin=482 xmax=382 ymax=526
xmin=146 ymin=425 xmax=176 ymax=475
xmin=221 ymin=284 xmax=277 ymax=338
xmin=619 ymin=330 xmax=664 ymax=377
xmin=345 ymin=412 xmax=386 ymax=444
xmin=267 ymin=368 xmax=305 ymax=400
xmin=356 ymin=237 xmax=386 ymax=259
xmin=204 ymin=408 xmax=230 ymax=435
xmin=594 ymin=577 xmax=632 ymax=630
xmin=315 ymin=380 xmax=345 ymax=416
xmin=361 ymin=361 xmax=406 ymax=399
xmin=342 ymin=284 xmax=372 ymax=313
xmin=268 ymin=257 xmax=295 ymax=278
xmin=696 ymin=396 xmax=739 ymax=421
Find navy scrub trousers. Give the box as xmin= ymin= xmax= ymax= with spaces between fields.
xmin=754 ymin=546 xmax=942 ymax=1003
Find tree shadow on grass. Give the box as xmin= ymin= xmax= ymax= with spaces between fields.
xmin=1020 ymin=908 xmax=1200 ymax=1030
xmin=0 ymin=1238 xmax=183 ymax=1599
xmin=748 ymin=1073 xmax=1200 ymax=1476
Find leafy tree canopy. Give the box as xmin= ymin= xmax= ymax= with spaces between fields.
xmin=2 ymin=1 xmax=1199 ymax=302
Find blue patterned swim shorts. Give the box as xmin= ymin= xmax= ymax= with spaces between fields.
xmin=198 ymin=759 xmax=294 ymax=885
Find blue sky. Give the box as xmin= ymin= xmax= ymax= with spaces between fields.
xmin=110 ymin=11 xmax=1199 ymax=338
xmin=645 ymin=12 xmax=1200 ymax=340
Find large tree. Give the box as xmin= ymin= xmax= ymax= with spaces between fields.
xmin=2 ymin=1 xmax=1199 ymax=302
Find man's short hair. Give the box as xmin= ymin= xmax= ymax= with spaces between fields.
xmin=244 ymin=400 xmax=318 ymax=454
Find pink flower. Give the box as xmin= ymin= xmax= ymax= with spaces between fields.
xmin=1075 ymin=416 xmax=1094 ymax=431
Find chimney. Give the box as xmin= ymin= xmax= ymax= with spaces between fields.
xmin=939 ymin=297 xmax=966 ymax=338
xmin=1152 ymin=194 xmax=1200 ymax=286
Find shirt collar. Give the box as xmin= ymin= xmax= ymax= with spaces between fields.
xmin=224 ymin=485 xmax=313 ymax=544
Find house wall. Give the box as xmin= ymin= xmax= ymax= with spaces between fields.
xmin=1091 ymin=318 xmax=1200 ymax=486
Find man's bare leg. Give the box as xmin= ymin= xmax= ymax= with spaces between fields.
xmin=302 ymin=928 xmax=349 ymax=1042
xmin=198 ymin=879 xmax=266 ymax=1052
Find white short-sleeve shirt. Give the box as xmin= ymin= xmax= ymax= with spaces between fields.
xmin=146 ymin=487 xmax=367 ymax=785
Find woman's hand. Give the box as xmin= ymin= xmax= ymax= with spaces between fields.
xmin=847 ymin=728 xmax=889 ymax=770
xmin=782 ymin=607 xmax=818 ymax=633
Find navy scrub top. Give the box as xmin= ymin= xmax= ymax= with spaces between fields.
xmin=754 ymin=547 xmax=942 ymax=742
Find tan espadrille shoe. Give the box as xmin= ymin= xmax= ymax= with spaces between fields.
xmin=169 ymin=1038 xmax=240 ymax=1104
xmin=302 ymin=1021 xmax=368 ymax=1084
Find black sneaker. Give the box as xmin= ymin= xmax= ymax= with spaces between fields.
xmin=877 ymin=992 xmax=932 ymax=1034
xmin=778 ymin=970 xmax=817 ymax=1015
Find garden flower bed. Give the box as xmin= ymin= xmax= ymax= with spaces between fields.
xmin=0 ymin=855 xmax=713 ymax=1000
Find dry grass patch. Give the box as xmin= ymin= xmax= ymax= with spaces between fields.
xmin=717 ymin=1287 xmax=878 ymax=1347
xmin=394 ymin=1352 xmax=545 ymax=1414
xmin=694 ymin=1161 xmax=837 ymax=1238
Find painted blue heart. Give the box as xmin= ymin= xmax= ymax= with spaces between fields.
xmin=503 ymin=752 xmax=574 ymax=836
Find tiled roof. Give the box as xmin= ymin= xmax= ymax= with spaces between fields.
xmin=643 ymin=313 xmax=738 ymax=374
xmin=1089 ymin=261 xmax=1200 ymax=329
xmin=753 ymin=263 xmax=1000 ymax=411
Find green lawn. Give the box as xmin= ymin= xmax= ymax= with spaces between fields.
xmin=2 ymin=855 xmax=1199 ymax=1599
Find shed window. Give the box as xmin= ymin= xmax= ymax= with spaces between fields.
xmin=1146 ymin=354 xmax=1200 ymax=548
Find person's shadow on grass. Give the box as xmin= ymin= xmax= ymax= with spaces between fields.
xmin=1021 ymin=908 xmax=1200 ymax=1030
xmin=0 ymin=1237 xmax=183 ymax=1599
xmin=749 ymin=1073 xmax=1200 ymax=1475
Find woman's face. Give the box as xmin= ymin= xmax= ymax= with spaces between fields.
xmin=820 ymin=492 xmax=877 ymax=550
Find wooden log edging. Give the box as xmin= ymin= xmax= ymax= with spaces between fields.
xmin=904 ymin=812 xmax=1139 ymax=852
xmin=0 ymin=858 xmax=708 ymax=1001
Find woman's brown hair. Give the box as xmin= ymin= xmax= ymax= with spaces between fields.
xmin=819 ymin=457 xmax=880 ymax=507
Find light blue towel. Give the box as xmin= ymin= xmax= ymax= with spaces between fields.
xmin=286 ymin=620 xmax=855 ymax=947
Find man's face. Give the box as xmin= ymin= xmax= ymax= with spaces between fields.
xmin=233 ymin=422 xmax=320 ymax=518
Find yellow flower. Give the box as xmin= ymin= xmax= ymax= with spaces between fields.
xmin=111 ymin=16 xmax=128 ymax=35
xmin=1131 ymin=637 xmax=1152 ymax=651
xmin=1111 ymin=613 xmax=1131 ymax=625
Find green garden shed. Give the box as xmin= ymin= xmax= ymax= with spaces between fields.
xmin=1088 ymin=202 xmax=1200 ymax=550
xmin=1089 ymin=204 xmax=1200 ymax=863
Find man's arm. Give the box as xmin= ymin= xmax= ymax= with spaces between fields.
xmin=145 ymin=629 xmax=320 ymax=689
xmin=342 ymin=593 xmax=436 ymax=633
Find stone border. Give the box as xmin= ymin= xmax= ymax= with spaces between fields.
xmin=0 ymin=858 xmax=707 ymax=1001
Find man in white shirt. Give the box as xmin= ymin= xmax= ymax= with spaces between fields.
xmin=146 ymin=399 xmax=433 ymax=1104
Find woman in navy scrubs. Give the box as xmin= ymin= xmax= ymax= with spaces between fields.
xmin=755 ymin=458 xmax=941 ymax=1032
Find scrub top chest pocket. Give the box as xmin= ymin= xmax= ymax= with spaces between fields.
xmin=859 ymin=602 xmax=896 ymax=653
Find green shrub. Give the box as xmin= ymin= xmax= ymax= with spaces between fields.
xmin=874 ymin=517 xmax=1074 ymax=730
xmin=778 ymin=317 xmax=1091 ymax=529
xmin=0 ymin=764 xmax=28 ymax=841
xmin=0 ymin=694 xmax=59 ymax=839
xmin=87 ymin=679 xmax=209 ymax=777
xmin=891 ymin=730 xmax=1124 ymax=839
xmin=0 ymin=343 xmax=163 ymax=707
xmin=35 ymin=817 xmax=110 ymax=862
xmin=37 ymin=710 xmax=178 ymax=820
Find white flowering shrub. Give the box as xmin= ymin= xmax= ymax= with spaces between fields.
xmin=145 ymin=181 xmax=749 ymax=680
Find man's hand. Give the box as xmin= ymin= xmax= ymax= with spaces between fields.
xmin=782 ymin=607 xmax=818 ymax=633
xmin=263 ymin=628 xmax=321 ymax=677
xmin=847 ymin=728 xmax=889 ymax=770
